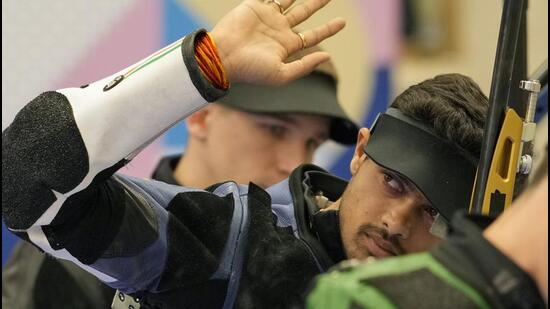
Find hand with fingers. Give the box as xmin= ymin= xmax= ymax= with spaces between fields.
xmin=210 ymin=0 xmax=345 ymax=86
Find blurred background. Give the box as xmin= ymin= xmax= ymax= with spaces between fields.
xmin=2 ymin=0 xmax=548 ymax=266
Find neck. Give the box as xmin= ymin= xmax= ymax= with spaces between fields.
xmin=173 ymin=141 xmax=214 ymax=189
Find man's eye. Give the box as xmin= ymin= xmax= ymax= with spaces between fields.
xmin=383 ymin=173 xmax=404 ymax=193
xmin=265 ymin=124 xmax=286 ymax=137
xmin=424 ymin=207 xmax=439 ymax=218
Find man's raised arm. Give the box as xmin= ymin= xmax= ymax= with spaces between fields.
xmin=2 ymin=0 xmax=344 ymax=294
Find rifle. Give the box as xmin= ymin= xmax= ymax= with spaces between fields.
xmin=470 ymin=0 xmax=548 ymax=216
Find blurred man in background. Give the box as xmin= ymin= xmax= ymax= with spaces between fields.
xmin=155 ymin=46 xmax=357 ymax=189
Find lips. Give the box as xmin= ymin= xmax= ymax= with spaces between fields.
xmin=362 ymin=233 xmax=399 ymax=258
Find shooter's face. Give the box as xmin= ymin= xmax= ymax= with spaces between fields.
xmin=339 ymin=129 xmax=442 ymax=260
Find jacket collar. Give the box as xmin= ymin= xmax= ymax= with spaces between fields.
xmin=151 ymin=155 xmax=181 ymax=185
xmin=288 ymin=164 xmax=348 ymax=270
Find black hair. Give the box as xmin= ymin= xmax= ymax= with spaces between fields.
xmin=391 ymin=73 xmax=488 ymax=157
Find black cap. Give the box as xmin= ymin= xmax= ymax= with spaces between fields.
xmin=218 ymin=74 xmax=357 ymax=144
xmin=217 ymin=46 xmax=358 ymax=144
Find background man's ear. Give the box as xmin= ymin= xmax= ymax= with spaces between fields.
xmin=349 ymin=128 xmax=371 ymax=176
xmin=185 ymin=106 xmax=212 ymax=141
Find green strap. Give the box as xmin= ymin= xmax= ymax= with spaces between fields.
xmin=307 ymin=253 xmax=491 ymax=309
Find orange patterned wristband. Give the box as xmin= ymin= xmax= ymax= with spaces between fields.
xmin=194 ymin=32 xmax=229 ymax=90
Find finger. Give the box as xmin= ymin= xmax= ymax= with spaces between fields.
xmin=291 ymin=17 xmax=345 ymax=52
xmin=285 ymin=0 xmax=331 ymax=27
xmin=277 ymin=52 xmax=331 ymax=85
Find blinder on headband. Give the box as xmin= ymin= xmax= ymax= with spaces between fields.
xmin=363 ymin=108 xmax=478 ymax=226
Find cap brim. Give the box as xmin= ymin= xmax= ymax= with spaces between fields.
xmin=364 ymin=113 xmax=477 ymax=220
xmin=218 ymin=73 xmax=359 ymax=144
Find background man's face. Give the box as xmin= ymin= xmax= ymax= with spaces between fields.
xmin=196 ymin=104 xmax=330 ymax=188
xmin=339 ymin=156 xmax=442 ymax=260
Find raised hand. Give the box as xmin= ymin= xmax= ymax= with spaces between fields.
xmin=211 ymin=0 xmax=345 ymax=86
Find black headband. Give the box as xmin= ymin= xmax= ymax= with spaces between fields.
xmin=363 ymin=108 xmax=478 ymax=220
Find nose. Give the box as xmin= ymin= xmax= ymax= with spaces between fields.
xmin=276 ymin=140 xmax=310 ymax=175
xmin=380 ymin=201 xmax=414 ymax=239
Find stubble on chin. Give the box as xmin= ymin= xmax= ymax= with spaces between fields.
xmin=349 ymin=238 xmax=372 ymax=260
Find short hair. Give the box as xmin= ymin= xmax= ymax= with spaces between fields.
xmin=391 ymin=73 xmax=488 ymax=157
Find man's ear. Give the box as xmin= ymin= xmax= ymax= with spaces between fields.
xmin=185 ymin=106 xmax=212 ymax=141
xmin=349 ymin=128 xmax=371 ymax=176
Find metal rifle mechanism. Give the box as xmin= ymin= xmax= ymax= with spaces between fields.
xmin=469 ymin=0 xmax=547 ymax=216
